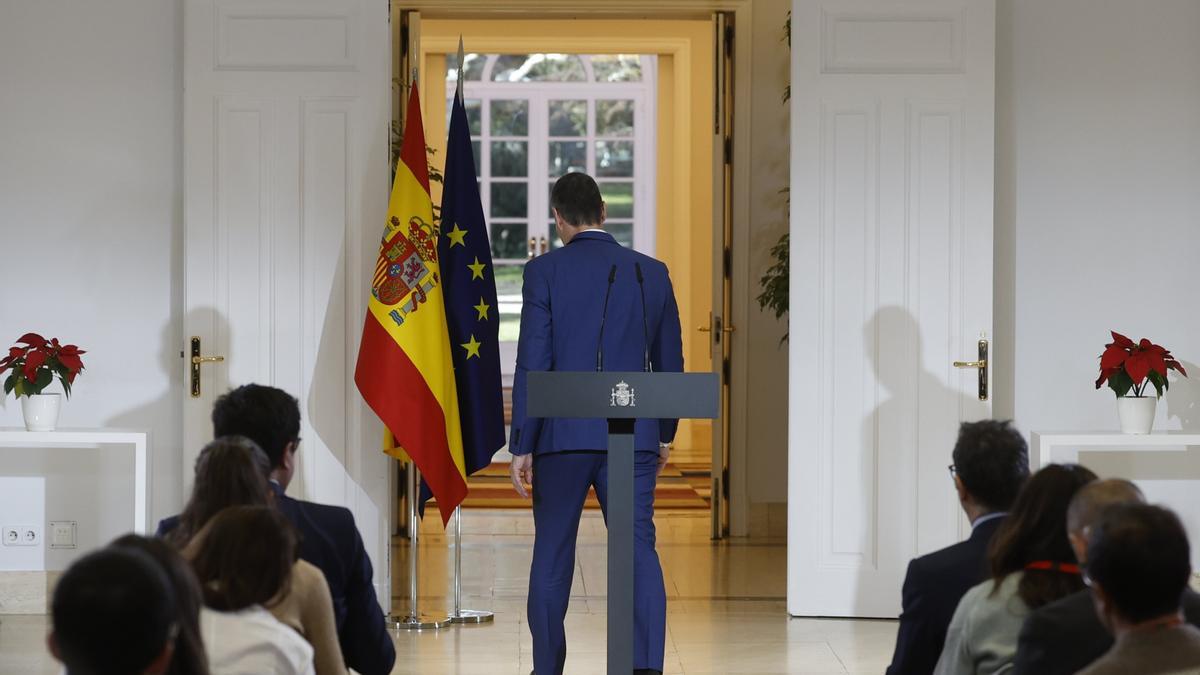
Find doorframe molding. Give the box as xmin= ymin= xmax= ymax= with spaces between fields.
xmin=396 ymin=0 xmax=755 ymax=537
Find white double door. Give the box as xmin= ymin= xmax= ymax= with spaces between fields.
xmin=788 ymin=0 xmax=997 ymax=616
xmin=182 ymin=0 xmax=392 ymax=592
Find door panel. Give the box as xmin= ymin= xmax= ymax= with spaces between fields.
xmin=788 ymin=0 xmax=995 ymax=617
xmin=184 ymin=0 xmax=391 ymax=589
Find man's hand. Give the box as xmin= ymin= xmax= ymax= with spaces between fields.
xmin=510 ymin=454 xmax=533 ymax=498
xmin=657 ymin=444 xmax=670 ymax=477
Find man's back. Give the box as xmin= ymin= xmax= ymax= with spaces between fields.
xmin=886 ymin=516 xmax=1004 ymax=675
xmin=1078 ymin=624 xmax=1200 ymax=675
xmin=1014 ymin=588 xmax=1200 ymax=675
xmin=509 ymin=229 xmax=683 ymax=455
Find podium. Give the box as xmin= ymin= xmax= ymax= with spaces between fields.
xmin=527 ymin=371 xmax=718 ymax=675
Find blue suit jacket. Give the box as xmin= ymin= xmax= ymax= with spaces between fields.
xmin=157 ymin=484 xmax=396 ymax=675
xmin=509 ymin=229 xmax=684 ymax=455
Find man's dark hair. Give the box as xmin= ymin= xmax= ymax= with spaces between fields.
xmin=951 ymin=419 xmax=1030 ymax=511
xmin=172 ymin=435 xmax=271 ymax=547
xmin=551 ymin=172 xmax=604 ymax=227
xmin=52 ymin=547 xmax=176 ymax=675
xmin=212 ymin=384 xmax=300 ymax=469
xmin=110 ymin=535 xmax=208 ymax=675
xmin=1086 ymin=503 xmax=1191 ymax=624
xmin=189 ymin=505 xmax=298 ymax=612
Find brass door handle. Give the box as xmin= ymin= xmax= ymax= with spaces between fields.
xmin=955 ymin=338 xmax=989 ymax=401
xmin=190 ymin=337 xmax=225 ymax=398
xmin=697 ymin=324 xmax=736 ymax=333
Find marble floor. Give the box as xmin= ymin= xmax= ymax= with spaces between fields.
xmin=0 ymin=510 xmax=900 ymax=674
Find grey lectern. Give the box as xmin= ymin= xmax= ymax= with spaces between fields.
xmin=527 ymin=371 xmax=718 ymax=675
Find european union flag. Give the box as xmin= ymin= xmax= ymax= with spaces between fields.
xmin=437 ymin=79 xmax=506 ymax=479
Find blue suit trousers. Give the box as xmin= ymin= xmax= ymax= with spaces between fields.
xmin=528 ymin=450 xmax=666 ymax=674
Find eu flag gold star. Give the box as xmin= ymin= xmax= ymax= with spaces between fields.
xmin=445 ymin=223 xmax=468 ymax=248
xmin=474 ymin=297 xmax=491 ymax=321
xmin=461 ymin=334 xmax=482 ymax=359
xmin=467 ymin=257 xmax=487 ymax=280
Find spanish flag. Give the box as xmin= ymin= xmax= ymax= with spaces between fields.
xmin=355 ymin=86 xmax=466 ymax=524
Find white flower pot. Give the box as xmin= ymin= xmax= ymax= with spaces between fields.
xmin=1117 ymin=396 xmax=1156 ymax=435
xmin=21 ymin=393 xmax=61 ymax=431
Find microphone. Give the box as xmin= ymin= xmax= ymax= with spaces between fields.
xmin=596 ymin=264 xmax=617 ymax=371
xmin=635 ymin=263 xmax=651 ymax=372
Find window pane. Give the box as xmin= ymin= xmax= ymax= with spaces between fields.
xmin=490 ymin=223 xmax=528 ymax=260
xmin=595 ymin=141 xmax=634 ymax=177
xmin=600 ymin=182 xmax=634 ymax=218
xmin=590 ymin=55 xmax=643 ymax=82
xmin=446 ymin=52 xmax=486 ymax=81
xmin=491 ymin=141 xmax=528 ymax=177
xmin=490 ymin=182 xmax=528 ymax=218
xmin=596 ymin=100 xmax=634 ymax=137
xmin=495 ymin=263 xmax=524 ymax=341
xmin=548 ymin=141 xmax=586 ymax=178
xmin=490 ymin=100 xmax=528 ymax=136
xmin=492 ymin=54 xmax=587 ymax=82
xmin=549 ymin=224 xmax=564 ymax=250
xmin=607 ymin=222 xmax=634 ymax=247
xmin=548 ymin=100 xmax=586 ymax=136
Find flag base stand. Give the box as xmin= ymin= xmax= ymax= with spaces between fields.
xmin=389 ymin=613 xmax=451 ymax=631
xmin=449 ymin=609 xmax=494 ymax=624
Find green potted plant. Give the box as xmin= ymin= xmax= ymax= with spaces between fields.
xmin=1 ymin=333 xmax=86 ymax=431
xmin=1095 ymin=331 xmax=1187 ymax=434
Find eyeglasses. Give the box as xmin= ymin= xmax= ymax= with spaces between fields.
xmin=947 ymin=464 xmax=958 ymax=478
xmin=1082 ymin=568 xmax=1094 ymax=588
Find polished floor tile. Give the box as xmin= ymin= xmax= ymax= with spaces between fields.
xmin=0 ymin=510 xmax=901 ymax=674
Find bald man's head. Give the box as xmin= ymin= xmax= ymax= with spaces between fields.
xmin=1066 ymin=479 xmax=1144 ymax=564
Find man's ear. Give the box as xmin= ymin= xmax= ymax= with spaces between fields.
xmin=47 ymin=632 xmax=62 ymax=663
xmin=953 ymin=474 xmax=969 ymax=503
xmin=281 ymin=440 xmax=298 ymax=473
xmin=599 ymin=201 xmax=607 ymax=225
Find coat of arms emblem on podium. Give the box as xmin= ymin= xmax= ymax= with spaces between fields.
xmin=610 ymin=381 xmax=636 ymax=408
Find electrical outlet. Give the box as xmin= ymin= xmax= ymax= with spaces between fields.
xmin=2 ymin=525 xmax=38 ymax=547
xmin=50 ymin=521 xmax=76 ymax=549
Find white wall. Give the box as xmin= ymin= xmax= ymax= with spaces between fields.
xmin=996 ymin=0 xmax=1200 ymax=434
xmin=0 ymin=0 xmax=182 ymax=569
xmin=996 ymin=0 xmax=1200 ymax=556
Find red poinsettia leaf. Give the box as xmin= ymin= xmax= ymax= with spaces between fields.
xmin=1100 ymin=345 xmax=1129 ymax=370
xmin=16 ymin=333 xmax=46 ymax=348
xmin=1168 ymin=360 xmax=1189 ymax=377
xmin=23 ymin=349 xmax=47 ymax=382
xmin=1111 ymin=331 xmax=1135 ymax=348
xmin=67 ymin=369 xmax=79 ymax=384
xmin=1138 ymin=338 xmax=1153 ymax=350
xmin=1125 ymin=351 xmax=1152 ymax=385
xmin=8 ymin=347 xmax=26 ymax=358
xmin=1095 ymin=369 xmax=1113 ymax=389
xmin=1146 ymin=350 xmax=1168 ymax=378
xmin=50 ymin=337 xmax=60 ymax=348
xmin=57 ymin=352 xmax=83 ymax=373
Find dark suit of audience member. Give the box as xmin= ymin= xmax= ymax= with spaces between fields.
xmin=885 ymin=420 xmax=1030 ymax=675
xmin=158 ymin=384 xmax=395 ymax=675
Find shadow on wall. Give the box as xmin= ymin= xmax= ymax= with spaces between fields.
xmin=1167 ymin=360 xmax=1200 ymax=431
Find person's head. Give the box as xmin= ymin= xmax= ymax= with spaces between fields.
xmin=173 ymin=435 xmax=271 ymax=546
xmin=550 ymin=172 xmax=606 ymax=243
xmin=988 ymin=463 xmax=1098 ymax=609
xmin=1065 ymin=479 xmax=1145 ymax=564
xmin=109 ymin=535 xmax=208 ymax=675
xmin=187 ymin=505 xmax=298 ymax=612
xmin=950 ymin=420 xmax=1030 ymax=518
xmin=212 ymin=384 xmax=301 ymax=486
xmin=50 ymin=547 xmax=176 ymax=675
xmin=1086 ymin=503 xmax=1191 ymax=633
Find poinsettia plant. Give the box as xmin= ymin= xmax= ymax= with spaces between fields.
xmin=1095 ymin=331 xmax=1187 ymax=398
xmin=0 ymin=334 xmax=86 ymax=398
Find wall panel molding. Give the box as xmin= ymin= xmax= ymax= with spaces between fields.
xmin=822 ymin=10 xmax=964 ymax=74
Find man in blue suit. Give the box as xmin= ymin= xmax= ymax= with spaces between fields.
xmin=157 ymin=384 xmax=396 ymax=675
xmin=509 ymin=172 xmax=684 ymax=675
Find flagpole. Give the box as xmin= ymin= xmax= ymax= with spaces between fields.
xmin=391 ymin=462 xmax=449 ymax=631
xmin=448 ymin=505 xmax=494 ymax=623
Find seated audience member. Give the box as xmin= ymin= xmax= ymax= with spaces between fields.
xmin=1078 ymin=503 xmax=1200 ymax=675
xmin=49 ymin=547 xmax=177 ymax=675
xmin=110 ymin=535 xmax=209 ymax=675
xmin=1012 ymin=480 xmax=1200 ymax=674
xmin=886 ymin=420 xmax=1030 ymax=675
xmin=159 ymin=384 xmax=394 ymax=675
xmin=934 ymin=463 xmax=1097 ymax=675
xmin=189 ymin=505 xmax=315 ymax=675
xmin=166 ymin=436 xmax=346 ymax=675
